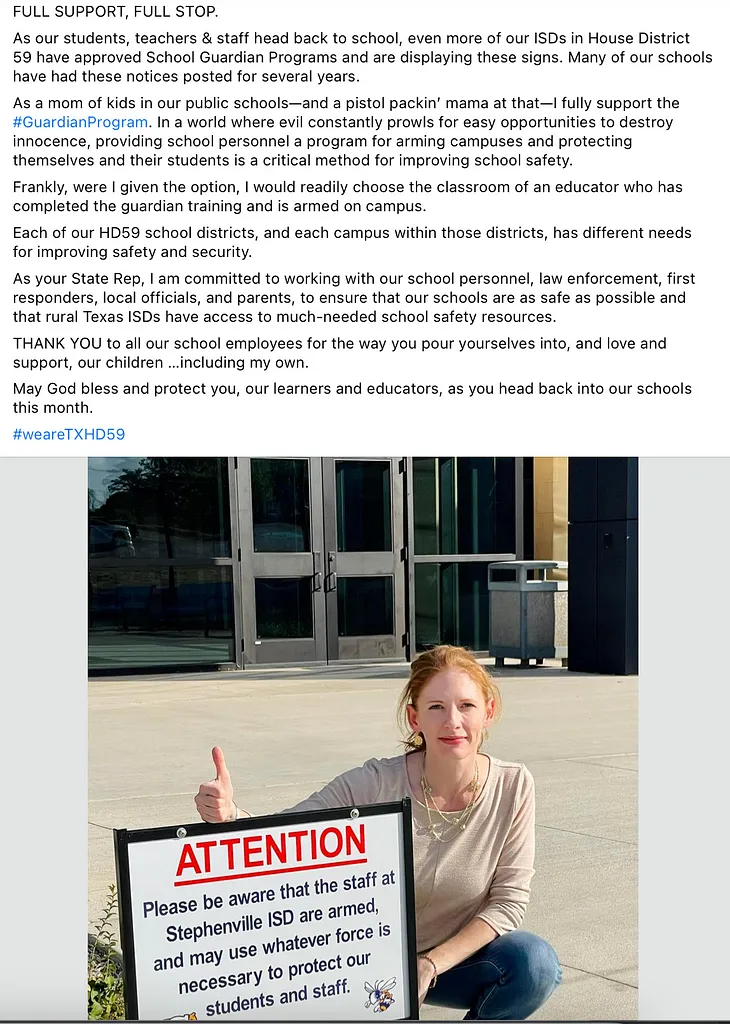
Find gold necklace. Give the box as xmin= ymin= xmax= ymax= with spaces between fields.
xmin=422 ymin=762 xmax=479 ymax=823
xmin=421 ymin=772 xmax=479 ymax=841
xmin=420 ymin=761 xmax=480 ymax=842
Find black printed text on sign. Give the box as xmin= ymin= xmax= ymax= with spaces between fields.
xmin=114 ymin=802 xmax=418 ymax=1021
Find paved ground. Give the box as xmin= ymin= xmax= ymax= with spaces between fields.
xmin=89 ymin=660 xmax=637 ymax=1021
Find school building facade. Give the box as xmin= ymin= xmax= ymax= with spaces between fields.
xmin=88 ymin=456 xmax=573 ymax=673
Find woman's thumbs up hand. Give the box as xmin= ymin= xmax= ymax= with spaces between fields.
xmin=195 ymin=746 xmax=235 ymax=822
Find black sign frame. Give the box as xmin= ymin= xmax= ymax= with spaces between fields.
xmin=114 ymin=799 xmax=419 ymax=1021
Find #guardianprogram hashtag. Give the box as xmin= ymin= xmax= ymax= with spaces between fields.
xmin=13 ymin=115 xmax=148 ymax=130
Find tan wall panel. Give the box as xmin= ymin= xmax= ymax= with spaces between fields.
xmin=534 ymin=457 xmax=568 ymax=580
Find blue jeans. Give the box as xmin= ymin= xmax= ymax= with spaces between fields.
xmin=423 ymin=931 xmax=561 ymax=1020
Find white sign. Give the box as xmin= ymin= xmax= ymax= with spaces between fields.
xmin=115 ymin=803 xmax=417 ymax=1021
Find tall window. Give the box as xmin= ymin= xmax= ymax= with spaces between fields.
xmin=88 ymin=458 xmax=235 ymax=670
xmin=411 ymin=458 xmax=523 ymax=651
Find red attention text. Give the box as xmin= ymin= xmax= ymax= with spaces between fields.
xmin=174 ymin=824 xmax=367 ymax=887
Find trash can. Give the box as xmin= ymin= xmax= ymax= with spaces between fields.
xmin=488 ymin=560 xmax=568 ymax=666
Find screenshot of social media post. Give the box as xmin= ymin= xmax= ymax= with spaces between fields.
xmin=2 ymin=1 xmax=729 ymax=1022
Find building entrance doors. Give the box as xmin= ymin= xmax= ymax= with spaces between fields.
xmin=237 ymin=458 xmax=406 ymax=665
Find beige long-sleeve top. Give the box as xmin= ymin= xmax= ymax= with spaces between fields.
xmin=285 ymin=753 xmax=535 ymax=952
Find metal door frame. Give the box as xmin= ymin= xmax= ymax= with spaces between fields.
xmin=321 ymin=457 xmax=407 ymax=663
xmin=228 ymin=456 xmax=244 ymax=668
xmin=236 ymin=457 xmax=326 ymax=665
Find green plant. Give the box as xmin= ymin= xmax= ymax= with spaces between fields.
xmin=88 ymin=885 xmax=125 ymax=1020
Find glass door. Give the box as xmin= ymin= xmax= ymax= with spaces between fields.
xmin=238 ymin=458 xmax=326 ymax=664
xmin=322 ymin=458 xmax=406 ymax=662
xmin=238 ymin=457 xmax=406 ymax=665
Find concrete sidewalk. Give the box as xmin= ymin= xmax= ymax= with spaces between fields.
xmin=88 ymin=662 xmax=637 ymax=1021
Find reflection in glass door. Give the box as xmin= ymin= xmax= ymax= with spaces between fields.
xmin=88 ymin=457 xmax=237 ymax=671
xmin=238 ymin=458 xmax=406 ymax=665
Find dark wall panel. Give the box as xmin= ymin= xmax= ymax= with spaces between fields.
xmin=568 ymin=459 xmax=638 ymax=675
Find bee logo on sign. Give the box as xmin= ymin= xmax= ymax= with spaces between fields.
xmin=364 ymin=977 xmax=397 ymax=1012
xmin=114 ymin=800 xmax=418 ymax=1020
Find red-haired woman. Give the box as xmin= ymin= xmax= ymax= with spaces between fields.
xmin=196 ymin=645 xmax=561 ymax=1020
